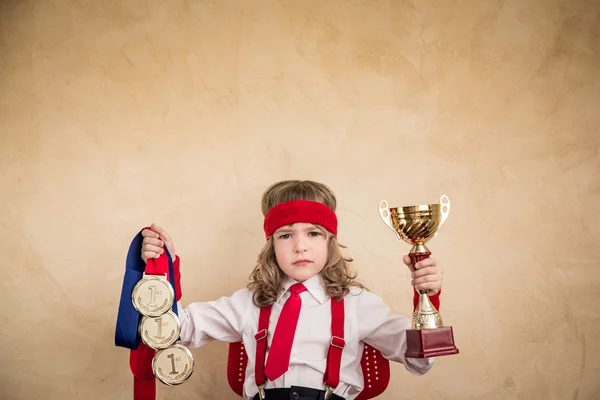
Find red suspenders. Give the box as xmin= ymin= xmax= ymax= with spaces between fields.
xmin=324 ymin=299 xmax=345 ymax=389
xmin=254 ymin=305 xmax=271 ymax=395
xmin=253 ymin=298 xmax=346 ymax=398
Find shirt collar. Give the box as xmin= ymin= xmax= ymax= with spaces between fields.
xmin=277 ymin=274 xmax=327 ymax=304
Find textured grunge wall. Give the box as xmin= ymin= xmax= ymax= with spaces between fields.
xmin=1 ymin=1 xmax=599 ymax=399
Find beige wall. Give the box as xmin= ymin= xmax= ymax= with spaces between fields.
xmin=1 ymin=0 xmax=599 ymax=399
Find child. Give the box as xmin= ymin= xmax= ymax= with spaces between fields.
xmin=141 ymin=180 xmax=443 ymax=400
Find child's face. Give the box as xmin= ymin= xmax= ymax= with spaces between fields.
xmin=273 ymin=222 xmax=329 ymax=283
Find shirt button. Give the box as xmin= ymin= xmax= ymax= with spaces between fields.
xmin=291 ymin=392 xmax=300 ymax=400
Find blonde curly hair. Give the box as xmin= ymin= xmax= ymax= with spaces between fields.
xmin=247 ymin=180 xmax=365 ymax=307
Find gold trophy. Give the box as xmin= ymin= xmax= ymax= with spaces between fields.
xmin=378 ymin=195 xmax=459 ymax=358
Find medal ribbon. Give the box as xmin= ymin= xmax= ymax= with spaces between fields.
xmin=115 ymin=227 xmax=181 ymax=399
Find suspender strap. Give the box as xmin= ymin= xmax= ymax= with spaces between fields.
xmin=324 ymin=298 xmax=345 ymax=388
xmin=254 ymin=305 xmax=272 ymax=388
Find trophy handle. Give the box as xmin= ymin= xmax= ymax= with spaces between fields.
xmin=439 ymin=194 xmax=450 ymax=226
xmin=378 ymin=200 xmax=400 ymax=239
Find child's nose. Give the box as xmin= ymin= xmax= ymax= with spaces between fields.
xmin=294 ymin=237 xmax=307 ymax=252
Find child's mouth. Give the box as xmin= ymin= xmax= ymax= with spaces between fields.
xmin=293 ymin=259 xmax=312 ymax=266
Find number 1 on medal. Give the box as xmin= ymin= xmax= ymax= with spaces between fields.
xmin=167 ymin=353 xmax=179 ymax=375
xmin=148 ymin=285 xmax=158 ymax=307
xmin=155 ymin=317 xmax=164 ymax=339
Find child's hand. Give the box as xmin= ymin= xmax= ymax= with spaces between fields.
xmin=141 ymin=223 xmax=177 ymax=263
xmin=402 ymin=255 xmax=443 ymax=295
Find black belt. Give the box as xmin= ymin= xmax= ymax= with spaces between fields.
xmin=252 ymin=385 xmax=346 ymax=400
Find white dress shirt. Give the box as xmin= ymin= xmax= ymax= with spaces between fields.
xmin=178 ymin=274 xmax=434 ymax=399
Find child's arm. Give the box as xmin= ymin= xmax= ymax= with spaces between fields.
xmin=356 ymin=290 xmax=434 ymax=375
xmin=141 ymin=225 xmax=252 ymax=349
xmin=176 ymin=288 xmax=253 ymax=349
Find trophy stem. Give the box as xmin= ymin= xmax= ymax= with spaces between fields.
xmin=409 ymin=245 xmax=431 ymax=259
xmin=413 ymin=291 xmax=443 ymax=329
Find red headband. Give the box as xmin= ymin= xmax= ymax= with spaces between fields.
xmin=263 ymin=200 xmax=338 ymax=238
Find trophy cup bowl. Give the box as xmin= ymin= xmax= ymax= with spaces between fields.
xmin=378 ymin=195 xmax=459 ymax=358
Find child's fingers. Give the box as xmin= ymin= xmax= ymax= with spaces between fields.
xmin=143 ymin=237 xmax=164 ymax=248
xmin=411 ymin=274 xmax=441 ymax=286
xmin=414 ymin=258 xmax=437 ymax=269
xmin=411 ymin=266 xmax=440 ymax=279
xmin=403 ymin=255 xmax=416 ymax=272
xmin=143 ymin=244 xmax=164 ymax=254
xmin=141 ymin=234 xmax=165 ymax=262
xmin=141 ymin=228 xmax=159 ymax=239
xmin=142 ymin=250 xmax=161 ymax=260
xmin=151 ymin=224 xmax=176 ymax=256
xmin=151 ymin=224 xmax=172 ymax=241
xmin=414 ymin=282 xmax=440 ymax=292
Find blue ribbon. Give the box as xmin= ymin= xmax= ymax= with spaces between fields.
xmin=115 ymin=229 xmax=178 ymax=349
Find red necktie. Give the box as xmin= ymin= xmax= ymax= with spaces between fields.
xmin=264 ymin=283 xmax=307 ymax=380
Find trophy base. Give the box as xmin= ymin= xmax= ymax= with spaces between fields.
xmin=405 ymin=326 xmax=459 ymax=358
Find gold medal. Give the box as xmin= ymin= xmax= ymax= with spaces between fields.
xmin=132 ymin=274 xmax=175 ymax=317
xmin=139 ymin=311 xmax=181 ymax=350
xmin=152 ymin=343 xmax=194 ymax=386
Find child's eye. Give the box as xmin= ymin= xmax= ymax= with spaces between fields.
xmin=279 ymin=233 xmax=291 ymax=239
xmin=308 ymin=231 xmax=322 ymax=237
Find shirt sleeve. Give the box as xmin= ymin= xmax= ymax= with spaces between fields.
xmin=177 ymin=288 xmax=253 ymax=348
xmin=356 ymin=289 xmax=434 ymax=375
